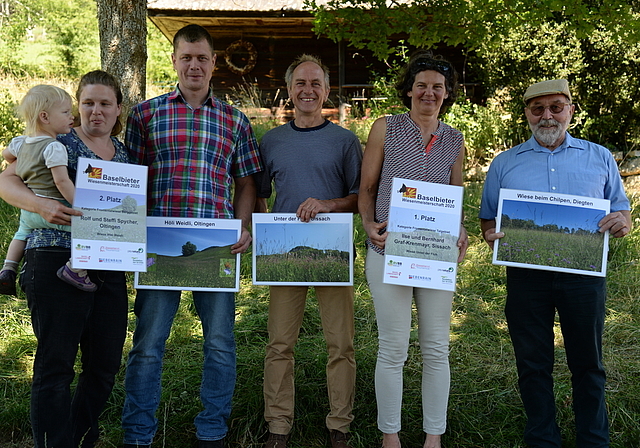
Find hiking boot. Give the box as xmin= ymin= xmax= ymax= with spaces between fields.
xmin=330 ymin=430 xmax=351 ymax=448
xmin=0 ymin=269 xmax=17 ymax=296
xmin=57 ymin=264 xmax=97 ymax=292
xmin=264 ymin=432 xmax=289 ymax=448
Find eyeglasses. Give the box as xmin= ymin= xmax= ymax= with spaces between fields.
xmin=528 ymin=103 xmax=571 ymax=116
xmin=414 ymin=59 xmax=451 ymax=73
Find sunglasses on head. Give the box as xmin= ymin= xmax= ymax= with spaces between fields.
xmin=414 ymin=59 xmax=451 ymax=73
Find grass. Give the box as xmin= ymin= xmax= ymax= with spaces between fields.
xmin=496 ymin=227 xmax=605 ymax=272
xmin=1 ymin=182 xmax=640 ymax=448
xmin=140 ymin=246 xmax=237 ymax=289
xmin=255 ymin=251 xmax=350 ymax=283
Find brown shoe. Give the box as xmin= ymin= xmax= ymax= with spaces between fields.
xmin=329 ymin=430 xmax=351 ymax=448
xmin=264 ymin=432 xmax=289 ymax=448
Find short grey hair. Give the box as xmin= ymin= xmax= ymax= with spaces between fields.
xmin=284 ymin=54 xmax=330 ymax=89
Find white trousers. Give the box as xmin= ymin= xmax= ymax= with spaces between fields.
xmin=365 ymin=248 xmax=453 ymax=435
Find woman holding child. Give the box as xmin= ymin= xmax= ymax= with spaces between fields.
xmin=0 ymin=70 xmax=129 ymax=448
xmin=359 ymin=51 xmax=468 ymax=448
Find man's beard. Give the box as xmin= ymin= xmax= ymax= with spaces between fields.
xmin=530 ymin=118 xmax=566 ymax=147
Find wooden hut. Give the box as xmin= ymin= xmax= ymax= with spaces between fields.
xmin=147 ymin=0 xmax=470 ymax=122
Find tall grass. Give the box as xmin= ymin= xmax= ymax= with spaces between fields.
xmin=496 ymin=227 xmax=605 ymax=272
xmin=255 ymin=252 xmax=350 ymax=283
xmin=1 ymin=183 xmax=639 ymax=448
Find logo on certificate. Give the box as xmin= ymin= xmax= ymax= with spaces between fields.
xmin=398 ymin=183 xmax=417 ymax=198
xmin=84 ymin=163 xmax=102 ymax=179
xmin=411 ymin=263 xmax=431 ymax=270
xmin=408 ymin=275 xmax=431 ymax=281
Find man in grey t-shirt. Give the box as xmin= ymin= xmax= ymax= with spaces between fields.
xmin=256 ymin=54 xmax=362 ymax=448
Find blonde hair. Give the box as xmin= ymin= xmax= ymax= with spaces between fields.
xmin=17 ymin=85 xmax=72 ymax=136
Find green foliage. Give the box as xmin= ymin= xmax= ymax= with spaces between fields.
xmin=0 ymin=90 xmax=23 ymax=148
xmin=0 ymin=0 xmax=99 ymax=77
xmin=496 ymin=228 xmax=605 ymax=272
xmin=576 ymin=29 xmax=640 ymax=151
xmin=473 ymin=21 xmax=640 ymax=152
xmin=146 ymin=19 xmax=175 ymax=86
xmin=310 ymin=1 xmax=640 ymax=155
xmin=1 ymin=1 xmax=175 ymax=85
xmin=309 ymin=0 xmax=640 ymax=59
xmin=345 ymin=52 xmax=407 ymax=144
xmin=443 ymin=99 xmax=514 ymax=167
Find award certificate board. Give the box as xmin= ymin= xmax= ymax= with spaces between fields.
xmin=135 ymin=217 xmax=242 ymax=291
xmin=252 ymin=213 xmax=354 ymax=286
xmin=72 ymin=157 xmax=147 ymax=271
xmin=383 ymin=178 xmax=463 ymax=291
xmin=493 ymin=189 xmax=610 ymax=277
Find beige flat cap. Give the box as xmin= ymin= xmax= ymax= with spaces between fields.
xmin=523 ymin=79 xmax=572 ymax=104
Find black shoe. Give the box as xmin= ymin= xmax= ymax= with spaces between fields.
xmin=0 ymin=269 xmax=17 ymax=296
xmin=199 ymin=439 xmax=224 ymax=448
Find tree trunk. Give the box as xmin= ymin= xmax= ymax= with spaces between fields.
xmin=96 ymin=0 xmax=147 ymax=123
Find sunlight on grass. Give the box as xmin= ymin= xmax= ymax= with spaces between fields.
xmin=1 ymin=181 xmax=639 ymax=447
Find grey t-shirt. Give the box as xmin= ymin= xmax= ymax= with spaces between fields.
xmin=257 ymin=120 xmax=363 ymax=213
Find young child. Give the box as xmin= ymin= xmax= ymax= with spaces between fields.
xmin=0 ymin=85 xmax=97 ymax=294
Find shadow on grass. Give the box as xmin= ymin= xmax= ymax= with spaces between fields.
xmin=1 ymin=185 xmax=639 ymax=447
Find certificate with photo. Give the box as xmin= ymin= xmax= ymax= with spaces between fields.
xmin=72 ymin=157 xmax=147 ymax=271
xmin=252 ymin=213 xmax=354 ymax=286
xmin=135 ymin=217 xmax=242 ymax=291
xmin=493 ymin=188 xmax=610 ymax=277
xmin=383 ymin=178 xmax=464 ymax=292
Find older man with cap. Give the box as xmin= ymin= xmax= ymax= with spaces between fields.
xmin=479 ymin=79 xmax=631 ymax=447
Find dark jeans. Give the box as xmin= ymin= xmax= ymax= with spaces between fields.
xmin=20 ymin=247 xmax=128 ymax=448
xmin=505 ymin=267 xmax=609 ymax=448
xmin=122 ymin=289 xmax=236 ymax=445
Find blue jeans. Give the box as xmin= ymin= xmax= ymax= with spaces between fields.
xmin=21 ymin=247 xmax=128 ymax=448
xmin=122 ymin=289 xmax=236 ymax=444
xmin=505 ymin=267 xmax=609 ymax=448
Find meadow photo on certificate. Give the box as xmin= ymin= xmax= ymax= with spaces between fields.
xmin=252 ymin=213 xmax=354 ymax=286
xmin=494 ymin=189 xmax=610 ymax=277
xmin=135 ymin=217 xmax=241 ymax=291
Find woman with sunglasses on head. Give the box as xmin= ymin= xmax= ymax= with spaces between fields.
xmin=359 ymin=50 xmax=468 ymax=448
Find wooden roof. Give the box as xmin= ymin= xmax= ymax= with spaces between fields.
xmin=147 ymin=0 xmax=330 ymax=39
xmin=147 ymin=0 xmax=318 ymax=12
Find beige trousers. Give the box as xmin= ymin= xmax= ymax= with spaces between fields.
xmin=263 ymin=285 xmax=356 ymax=435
